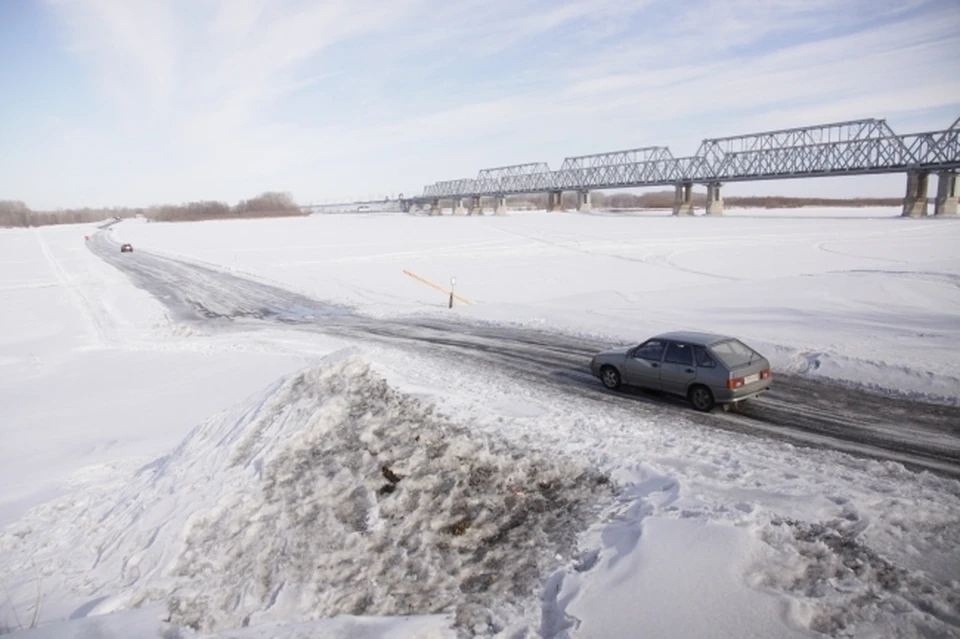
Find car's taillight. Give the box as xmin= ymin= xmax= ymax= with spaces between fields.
xmin=726 ymin=377 xmax=744 ymax=389
xmin=761 ymin=368 xmax=772 ymax=379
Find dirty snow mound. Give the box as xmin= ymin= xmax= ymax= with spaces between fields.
xmin=158 ymin=357 xmax=612 ymax=633
xmin=752 ymin=516 xmax=960 ymax=637
xmin=0 ymin=354 xmax=612 ymax=635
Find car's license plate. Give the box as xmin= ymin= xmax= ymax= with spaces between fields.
xmin=744 ymin=373 xmax=760 ymax=384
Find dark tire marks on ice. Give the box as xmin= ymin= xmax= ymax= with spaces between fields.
xmin=88 ymin=233 xmax=960 ymax=478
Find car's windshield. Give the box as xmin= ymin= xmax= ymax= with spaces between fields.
xmin=634 ymin=339 xmax=665 ymax=361
xmin=708 ymin=339 xmax=759 ymax=369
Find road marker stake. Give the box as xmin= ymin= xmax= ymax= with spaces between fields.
xmin=403 ymin=269 xmax=473 ymax=305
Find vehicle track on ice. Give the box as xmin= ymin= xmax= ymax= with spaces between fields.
xmin=88 ymin=232 xmax=960 ymax=478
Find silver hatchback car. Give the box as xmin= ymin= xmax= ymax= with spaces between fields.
xmin=590 ymin=331 xmax=772 ymax=411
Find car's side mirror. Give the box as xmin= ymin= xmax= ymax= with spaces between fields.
xmin=627 ymin=347 xmax=637 ymax=358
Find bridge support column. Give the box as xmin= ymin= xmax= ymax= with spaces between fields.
xmin=495 ymin=196 xmax=507 ymax=216
xmin=934 ymin=172 xmax=957 ymax=217
xmin=576 ymin=190 xmax=591 ymax=212
xmin=469 ymin=197 xmax=484 ymax=216
xmin=452 ymin=198 xmax=467 ymax=215
xmin=705 ymin=182 xmax=723 ymax=216
xmin=430 ymin=199 xmax=442 ymax=216
xmin=548 ymin=190 xmax=563 ymax=211
xmin=672 ymin=182 xmax=693 ymax=216
xmin=901 ymin=171 xmax=929 ymax=217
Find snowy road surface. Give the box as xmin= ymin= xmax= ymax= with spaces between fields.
xmin=88 ymin=231 xmax=960 ymax=478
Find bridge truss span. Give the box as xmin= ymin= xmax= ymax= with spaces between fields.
xmin=403 ymin=114 xmax=959 ymax=218
xmin=473 ymin=162 xmax=554 ymax=195
xmin=696 ymin=118 xmax=918 ymax=181
xmin=695 ymin=119 xmax=898 ymax=160
xmin=902 ymin=128 xmax=960 ymax=170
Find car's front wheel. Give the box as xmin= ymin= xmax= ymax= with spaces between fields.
xmin=600 ymin=366 xmax=621 ymax=390
xmin=688 ymin=385 xmax=715 ymax=412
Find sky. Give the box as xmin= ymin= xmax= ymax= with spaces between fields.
xmin=1 ymin=0 xmax=959 ymax=209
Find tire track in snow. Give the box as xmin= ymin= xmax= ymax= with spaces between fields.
xmin=832 ymin=269 xmax=960 ymax=290
xmin=813 ymin=221 xmax=944 ymax=265
xmin=87 ymin=230 xmax=960 ymax=478
xmin=815 ymin=241 xmax=909 ymax=264
xmin=35 ymin=229 xmax=111 ymax=346
xmin=488 ymin=222 xmax=743 ymax=282
xmin=345 ymin=321 xmax=960 ymax=477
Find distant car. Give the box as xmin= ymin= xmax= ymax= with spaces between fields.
xmin=590 ymin=331 xmax=772 ymax=412
xmin=357 ymin=205 xmax=370 ymax=211
xmin=120 ymin=243 xmax=133 ymax=253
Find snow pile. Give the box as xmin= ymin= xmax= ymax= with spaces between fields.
xmin=2 ymin=604 xmax=454 ymax=639
xmin=538 ymin=466 xmax=780 ymax=638
xmin=753 ymin=515 xmax=960 ymax=636
xmin=537 ymin=462 xmax=960 ymax=638
xmin=2 ymin=353 xmax=613 ymax=635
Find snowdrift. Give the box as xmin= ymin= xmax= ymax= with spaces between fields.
xmin=4 ymin=355 xmax=960 ymax=638
xmin=2 ymin=353 xmax=613 ymax=635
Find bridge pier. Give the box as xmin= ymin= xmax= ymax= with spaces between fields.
xmin=576 ymin=190 xmax=591 ymax=212
xmin=495 ymin=196 xmax=507 ymax=216
xmin=548 ymin=190 xmax=563 ymax=211
xmin=453 ymin=198 xmax=467 ymax=216
xmin=705 ymin=182 xmax=723 ymax=216
xmin=672 ymin=182 xmax=693 ymax=216
xmin=429 ymin=199 xmax=442 ymax=216
xmin=934 ymin=172 xmax=957 ymax=217
xmin=901 ymin=171 xmax=930 ymax=217
xmin=469 ymin=197 xmax=484 ymax=216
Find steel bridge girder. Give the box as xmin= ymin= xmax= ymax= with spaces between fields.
xmin=419 ymin=115 xmax=960 ymax=197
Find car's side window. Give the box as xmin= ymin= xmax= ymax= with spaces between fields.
xmin=664 ymin=342 xmax=694 ymax=366
xmin=694 ymin=346 xmax=716 ymax=368
xmin=634 ymin=340 xmax=665 ymax=361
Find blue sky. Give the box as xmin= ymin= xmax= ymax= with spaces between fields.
xmin=1 ymin=0 xmax=959 ymax=209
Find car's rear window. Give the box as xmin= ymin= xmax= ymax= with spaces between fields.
xmin=694 ymin=346 xmax=716 ymax=368
xmin=708 ymin=339 xmax=759 ymax=369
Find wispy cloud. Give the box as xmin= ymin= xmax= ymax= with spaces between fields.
xmin=46 ymin=0 xmax=178 ymax=116
xmin=6 ymin=0 xmax=959 ymax=207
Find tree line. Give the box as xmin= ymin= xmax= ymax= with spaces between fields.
xmin=0 ymin=192 xmax=305 ymax=228
xmin=2 ymin=189 xmax=908 ymax=228
xmin=504 ymin=191 xmax=903 ymax=209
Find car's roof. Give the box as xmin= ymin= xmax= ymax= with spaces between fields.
xmin=651 ymin=331 xmax=734 ymax=346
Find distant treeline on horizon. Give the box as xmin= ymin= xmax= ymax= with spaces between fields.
xmin=503 ymin=191 xmax=903 ymax=210
xmin=0 ymin=192 xmax=304 ymax=228
xmin=1 ymin=190 xmax=906 ymax=228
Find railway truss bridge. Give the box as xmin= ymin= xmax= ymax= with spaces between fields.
xmin=399 ymin=116 xmax=960 ymax=218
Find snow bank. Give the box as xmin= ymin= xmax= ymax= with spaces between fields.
xmin=5 ymin=346 xmax=960 ymax=637
xmin=1 ymin=353 xmax=613 ymax=636
xmin=0 ymin=224 xmax=317 ymax=527
xmin=753 ymin=515 xmax=960 ymax=636
xmin=542 ymin=465 xmax=804 ymax=639
xmin=2 ymin=603 xmax=454 ymax=639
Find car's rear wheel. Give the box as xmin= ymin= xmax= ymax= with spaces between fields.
xmin=600 ymin=366 xmax=621 ymax=390
xmin=688 ymin=385 xmax=715 ymax=412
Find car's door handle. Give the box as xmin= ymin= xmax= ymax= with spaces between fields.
xmin=685 ymin=368 xmax=695 ymax=373
xmin=651 ymin=363 xmax=659 ymax=368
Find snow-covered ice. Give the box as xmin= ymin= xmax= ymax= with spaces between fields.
xmin=115 ymin=207 xmax=960 ymax=405
xmin=1 ymin=208 xmax=959 ymax=638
